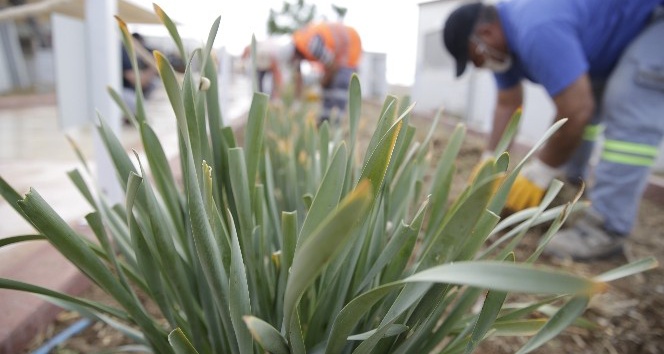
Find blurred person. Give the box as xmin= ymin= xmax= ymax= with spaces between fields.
xmin=291 ymin=21 xmax=361 ymax=125
xmin=442 ymin=1 xmax=664 ymax=260
xmin=121 ymin=32 xmax=157 ymax=121
xmin=242 ymin=35 xmax=294 ymax=99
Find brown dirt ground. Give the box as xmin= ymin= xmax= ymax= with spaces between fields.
xmin=24 ymin=99 xmax=664 ymax=353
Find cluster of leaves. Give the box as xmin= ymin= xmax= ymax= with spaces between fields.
xmin=0 ymin=5 xmax=657 ymax=354
xmin=267 ymin=0 xmax=347 ymax=35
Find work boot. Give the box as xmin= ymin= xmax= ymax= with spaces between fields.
xmin=544 ymin=208 xmax=626 ymax=261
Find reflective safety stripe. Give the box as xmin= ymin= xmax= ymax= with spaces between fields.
xmin=601 ymin=139 xmax=659 ymax=167
xmin=601 ymin=152 xmax=654 ymax=166
xmin=323 ymin=88 xmax=348 ymax=100
xmin=604 ymin=140 xmax=659 ymax=157
xmin=582 ymin=124 xmax=603 ymax=141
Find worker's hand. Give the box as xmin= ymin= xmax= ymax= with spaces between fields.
xmin=505 ymin=159 xmax=560 ymax=212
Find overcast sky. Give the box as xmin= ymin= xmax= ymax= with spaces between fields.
xmin=131 ymin=0 xmax=422 ymax=86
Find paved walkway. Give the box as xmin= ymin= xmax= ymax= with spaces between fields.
xmin=0 ymin=77 xmax=251 ymax=353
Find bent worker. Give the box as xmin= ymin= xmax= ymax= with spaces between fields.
xmin=242 ymin=35 xmax=294 ymax=99
xmin=292 ymin=21 xmax=362 ymax=125
xmin=442 ymin=1 xmax=664 ymax=260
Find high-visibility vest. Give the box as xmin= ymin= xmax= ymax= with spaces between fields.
xmin=293 ymin=22 xmax=362 ymax=68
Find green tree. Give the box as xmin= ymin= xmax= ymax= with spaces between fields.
xmin=267 ymin=0 xmax=317 ymax=35
xmin=331 ymin=4 xmax=347 ymax=22
xmin=267 ymin=1 xmax=348 ymax=34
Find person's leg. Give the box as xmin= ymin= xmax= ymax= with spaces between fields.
xmin=320 ymin=67 xmax=354 ymax=126
xmin=257 ymin=69 xmax=267 ymax=93
xmin=122 ymin=87 xmax=137 ymax=113
xmin=546 ymin=18 xmax=664 ymax=260
xmin=591 ymin=18 xmax=664 ymax=236
xmin=564 ymin=79 xmax=606 ymax=185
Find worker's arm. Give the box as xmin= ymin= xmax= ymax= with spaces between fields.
xmin=488 ymin=83 xmax=523 ymax=152
xmin=539 ymin=73 xmax=595 ymax=167
xmin=270 ymin=57 xmax=283 ymax=99
xmin=123 ymin=68 xmax=156 ymax=90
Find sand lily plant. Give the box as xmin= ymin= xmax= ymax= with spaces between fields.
xmin=0 ymin=5 xmax=658 ymax=354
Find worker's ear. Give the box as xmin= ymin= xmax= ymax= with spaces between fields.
xmin=474 ymin=23 xmax=492 ymax=41
xmin=475 ymin=22 xmax=503 ymax=48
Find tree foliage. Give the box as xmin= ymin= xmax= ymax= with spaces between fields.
xmin=267 ymin=0 xmax=317 ymax=35
xmin=267 ymin=0 xmax=348 ymax=35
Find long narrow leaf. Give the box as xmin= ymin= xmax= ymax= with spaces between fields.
xmin=283 ymin=180 xmax=373 ymax=333
xmin=169 ymin=328 xmax=201 ymax=354
xmin=406 ymin=261 xmax=606 ymax=295
xmin=244 ymin=316 xmax=290 ymax=354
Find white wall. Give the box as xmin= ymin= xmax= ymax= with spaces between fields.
xmin=358 ymin=51 xmax=388 ymax=99
xmin=412 ymin=0 xmax=472 ymax=118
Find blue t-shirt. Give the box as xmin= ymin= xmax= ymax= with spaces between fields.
xmin=495 ymin=0 xmax=663 ymax=96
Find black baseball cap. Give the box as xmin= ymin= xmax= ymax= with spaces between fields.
xmin=443 ymin=2 xmax=483 ymax=77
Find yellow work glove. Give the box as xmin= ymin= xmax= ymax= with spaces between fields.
xmin=505 ymin=159 xmax=561 ymax=212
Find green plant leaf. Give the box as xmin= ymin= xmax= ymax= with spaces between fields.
xmin=298 ymin=142 xmax=348 ymax=247
xmin=594 ymin=257 xmax=659 ymax=282
xmin=493 ymin=319 xmax=547 ymax=336
xmin=425 ymin=124 xmax=465 ymax=239
xmin=283 ymin=180 xmax=374 ymax=334
xmin=0 ymin=278 xmax=128 ymax=319
xmin=492 ymin=107 xmax=521 ymax=158
xmin=357 ymin=197 xmax=429 ymax=293
xmin=0 ymin=234 xmax=45 ymax=248
xmin=115 ymin=16 xmax=146 ymax=124
xmin=67 ymin=169 xmax=96 ymax=209
xmin=227 ymin=210 xmax=253 ymax=354
xmin=325 ymin=282 xmax=405 ymax=354
xmin=348 ymin=324 xmax=408 ymax=341
xmin=406 ymin=261 xmax=605 ymax=295
xmin=244 ymin=316 xmax=290 ymax=354
xmin=464 ymin=254 xmax=514 ymax=354
xmin=348 ymin=74 xmax=361 ymax=149
xmin=359 ymin=118 xmax=403 ymax=195
xmin=515 ymin=296 xmax=590 ymax=354
xmin=244 ymin=93 xmax=269 ymax=201
xmin=96 ymin=114 xmax=137 ymax=192
xmin=168 ymin=328 xmax=201 ymax=354
xmin=351 ymin=322 xmax=405 ymax=354
xmin=154 ymin=4 xmax=187 ymax=63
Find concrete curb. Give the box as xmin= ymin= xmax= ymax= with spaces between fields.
xmin=0 ymin=241 xmax=91 ymax=353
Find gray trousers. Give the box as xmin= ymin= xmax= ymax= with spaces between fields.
xmin=320 ymin=67 xmax=355 ymax=125
xmin=567 ymin=17 xmax=664 ymax=235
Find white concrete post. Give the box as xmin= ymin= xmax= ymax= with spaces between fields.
xmin=85 ymin=0 xmax=123 ymax=204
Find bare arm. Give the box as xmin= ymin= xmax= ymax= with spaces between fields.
xmin=123 ymin=68 xmax=156 ymax=90
xmin=539 ymin=74 xmax=595 ymax=167
xmin=488 ymin=84 xmax=523 ymax=151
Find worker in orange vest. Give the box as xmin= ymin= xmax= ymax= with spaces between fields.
xmin=292 ymin=22 xmax=362 ymax=126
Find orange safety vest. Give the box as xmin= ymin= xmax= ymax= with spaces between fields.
xmin=293 ymin=22 xmax=362 ymax=68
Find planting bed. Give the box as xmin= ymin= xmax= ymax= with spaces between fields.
xmin=24 ymin=99 xmax=664 ymax=353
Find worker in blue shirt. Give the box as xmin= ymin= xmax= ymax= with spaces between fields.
xmin=442 ymin=0 xmax=664 ymax=260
